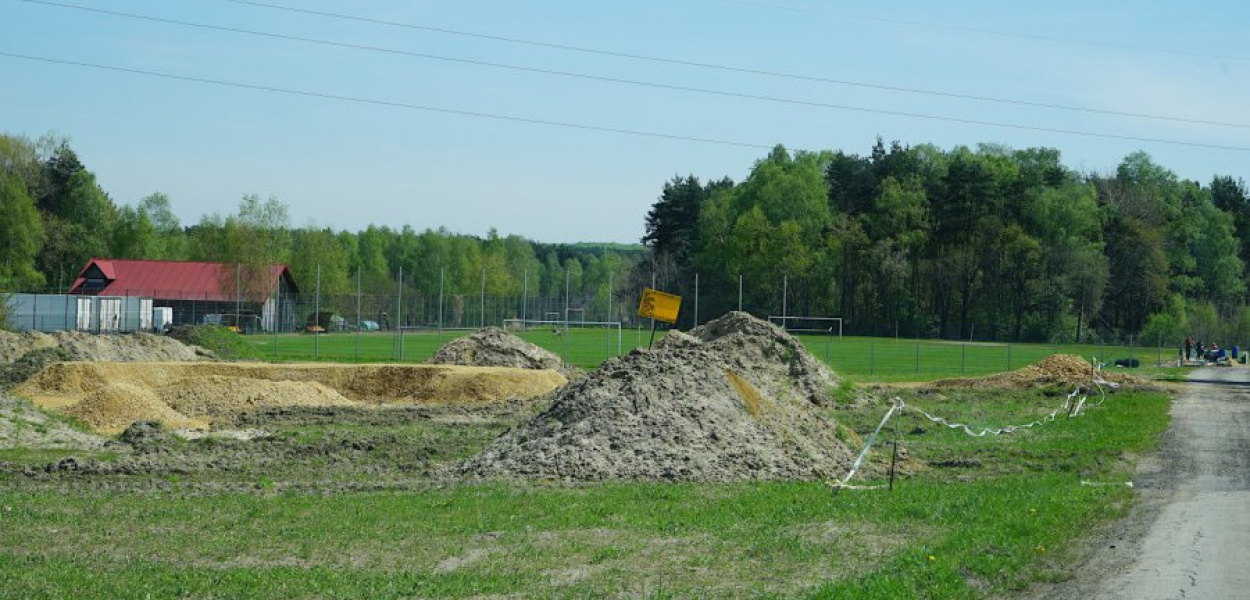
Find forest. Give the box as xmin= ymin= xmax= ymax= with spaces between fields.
xmin=643 ymin=140 xmax=1250 ymax=344
xmin=3 ymin=131 xmax=1249 ymax=343
xmin=0 ymin=133 xmax=643 ymax=323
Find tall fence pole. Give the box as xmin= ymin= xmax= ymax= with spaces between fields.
xmin=397 ymin=265 xmax=404 ymax=361
xmin=355 ymin=269 xmax=362 ymax=360
xmin=273 ymin=277 xmax=280 ymax=357
xmin=563 ymin=268 xmax=571 ymax=366
xmin=782 ymin=275 xmax=788 ymax=320
xmin=522 ymin=270 xmax=528 ymax=323
xmin=438 ymin=267 xmax=445 ymax=346
xmin=480 ymin=267 xmax=486 ymax=328
xmin=314 ymin=264 xmax=321 ymax=360
xmin=738 ymin=273 xmax=743 ymax=313
xmin=694 ymin=272 xmax=699 ymax=327
xmin=607 ymin=272 xmax=613 ymax=323
xmin=235 ymin=263 xmax=241 ymax=332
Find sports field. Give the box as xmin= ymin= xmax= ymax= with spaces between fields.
xmin=246 ymin=327 xmax=1169 ymax=381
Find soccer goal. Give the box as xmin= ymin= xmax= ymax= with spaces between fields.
xmin=503 ymin=318 xmax=624 ymax=359
xmin=767 ymin=316 xmax=843 ymax=338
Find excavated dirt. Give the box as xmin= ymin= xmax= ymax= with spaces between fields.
xmin=430 ymin=327 xmax=564 ymax=370
xmin=930 ymin=354 xmax=1143 ymax=390
xmin=0 ymin=392 xmax=108 ymax=450
xmin=461 ymin=312 xmax=851 ymax=482
xmin=63 ymin=383 xmax=208 ymax=435
xmin=0 ymin=330 xmax=210 ymax=364
xmin=15 ymin=361 xmax=566 ymax=434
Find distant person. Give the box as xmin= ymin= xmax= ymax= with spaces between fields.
xmin=1184 ymin=336 xmax=1193 ymax=360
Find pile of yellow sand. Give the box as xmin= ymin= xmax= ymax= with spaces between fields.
xmin=15 ymin=361 xmax=567 ymax=434
xmin=62 ymin=383 xmax=207 ymax=435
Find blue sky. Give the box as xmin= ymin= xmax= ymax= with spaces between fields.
xmin=2 ymin=0 xmax=1247 ymax=243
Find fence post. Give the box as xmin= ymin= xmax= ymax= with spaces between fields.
xmin=355 ymin=269 xmax=361 ymax=360
xmin=1007 ymin=343 xmax=1011 ymax=370
xmin=961 ymin=342 xmax=966 ymax=374
xmin=914 ymin=342 xmax=919 ymax=375
xmin=694 ymin=272 xmax=699 ymax=327
xmin=782 ymin=275 xmax=788 ymax=321
xmin=563 ymin=268 xmax=570 ymax=366
xmin=480 ymin=267 xmax=486 ymax=328
xmin=738 ymin=273 xmax=743 ymax=313
xmin=522 ymin=270 xmax=528 ymax=323
xmin=870 ymin=341 xmax=875 ymax=376
xmin=438 ymin=267 xmax=445 ymax=346
xmin=314 ymin=264 xmax=321 ymax=361
xmin=607 ymin=272 xmax=613 ymax=324
xmin=396 ymin=265 xmax=403 ymax=361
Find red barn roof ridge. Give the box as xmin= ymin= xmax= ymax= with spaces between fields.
xmin=69 ymin=258 xmax=296 ymax=302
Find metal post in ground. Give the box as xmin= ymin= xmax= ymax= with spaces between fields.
xmin=694 ymin=272 xmax=699 ymax=327
xmin=870 ymin=341 xmax=875 ymax=376
xmin=522 ymin=270 xmax=528 ymax=323
xmin=888 ymin=404 xmax=901 ymax=492
xmin=355 ymin=269 xmax=361 ymax=360
xmin=397 ymin=266 xmax=404 ymax=361
xmin=308 ymin=265 xmax=315 ymax=357
xmin=274 ymin=278 xmax=280 ymax=358
xmin=961 ymin=342 xmax=966 ymax=374
xmin=235 ymin=263 xmax=241 ymax=334
xmin=563 ymin=268 xmax=570 ymax=366
xmin=480 ymin=267 xmax=486 ymax=328
xmin=437 ymin=267 xmax=445 ymax=346
xmin=738 ymin=273 xmax=743 ymax=312
xmin=782 ymin=275 xmax=788 ymax=321
xmin=914 ymin=342 xmax=920 ymax=375
xmin=607 ymin=272 xmax=613 ymax=324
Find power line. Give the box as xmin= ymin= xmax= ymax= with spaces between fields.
xmin=704 ymin=0 xmax=1250 ymax=63
xmin=0 ymin=51 xmax=770 ymax=150
xmin=198 ymin=0 xmax=1250 ymax=129
xmin=3 ymin=49 xmax=1249 ymax=153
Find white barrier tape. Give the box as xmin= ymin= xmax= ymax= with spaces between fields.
xmin=832 ymin=402 xmax=902 ymax=491
xmin=833 ymin=357 xmax=1118 ymax=491
xmin=1080 ymin=480 xmax=1133 ymax=488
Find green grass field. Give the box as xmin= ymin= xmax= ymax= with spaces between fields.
xmin=245 ymin=327 xmax=1175 ymax=382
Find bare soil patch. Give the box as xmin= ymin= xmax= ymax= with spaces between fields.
xmin=930 ymin=354 xmax=1142 ymax=390
xmin=14 ymin=362 xmax=565 ymax=434
xmin=462 ymin=311 xmax=851 ymax=481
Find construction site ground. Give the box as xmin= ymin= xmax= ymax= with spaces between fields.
xmin=0 ymin=325 xmax=1185 ymax=598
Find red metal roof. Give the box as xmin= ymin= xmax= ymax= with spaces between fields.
xmin=69 ymin=259 xmax=295 ymax=302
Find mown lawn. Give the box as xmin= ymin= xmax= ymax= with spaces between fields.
xmin=245 ymin=327 xmax=1176 ymax=381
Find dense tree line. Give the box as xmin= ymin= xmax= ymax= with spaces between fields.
xmin=642 ymin=140 xmax=1250 ymax=344
xmin=0 ymin=133 xmax=642 ymax=322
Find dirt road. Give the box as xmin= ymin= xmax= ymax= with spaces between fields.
xmin=1027 ymin=367 xmax=1250 ymax=599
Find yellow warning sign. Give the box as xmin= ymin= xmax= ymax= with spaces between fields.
xmin=638 ymin=288 xmax=682 ymax=324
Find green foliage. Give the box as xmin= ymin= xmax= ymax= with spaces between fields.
xmin=166 ymin=325 xmax=260 ymax=360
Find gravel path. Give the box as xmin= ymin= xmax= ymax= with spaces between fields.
xmin=1022 ymin=367 xmax=1250 ymax=599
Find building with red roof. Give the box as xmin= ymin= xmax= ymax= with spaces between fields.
xmin=68 ymin=258 xmax=298 ymax=332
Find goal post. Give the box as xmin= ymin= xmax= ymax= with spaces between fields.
xmin=503 ymin=318 xmax=624 ymax=358
xmin=767 ymin=316 xmax=843 ymax=338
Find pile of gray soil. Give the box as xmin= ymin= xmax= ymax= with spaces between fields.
xmin=461 ymin=312 xmax=850 ymax=481
xmin=430 ymin=327 xmax=564 ymax=371
xmin=0 ymin=330 xmax=209 ymax=364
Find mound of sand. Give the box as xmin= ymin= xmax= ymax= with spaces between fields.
xmin=931 ymin=354 xmax=1139 ymax=390
xmin=62 ymin=382 xmax=207 ymax=435
xmin=461 ymin=312 xmax=851 ymax=482
xmin=430 ymin=327 xmax=564 ymax=370
xmin=0 ymin=331 xmax=58 ymax=363
xmin=50 ymin=331 xmax=209 ymax=362
xmin=16 ymin=361 xmax=567 ymax=433
xmin=159 ymin=375 xmax=355 ymax=422
xmin=0 ymin=330 xmax=208 ymax=366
